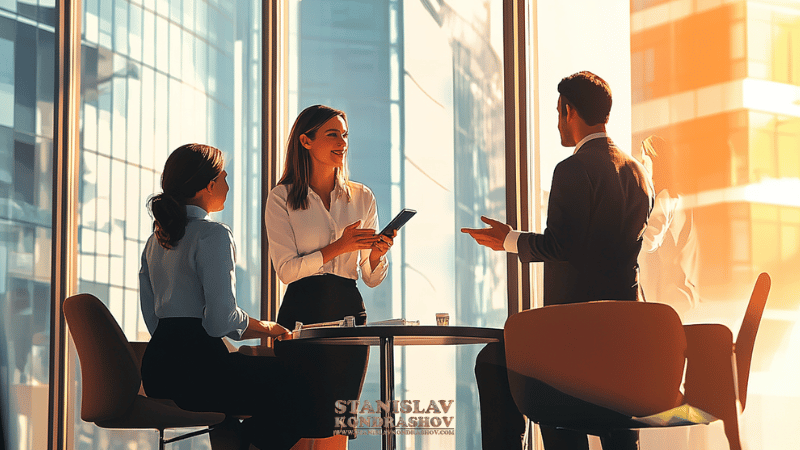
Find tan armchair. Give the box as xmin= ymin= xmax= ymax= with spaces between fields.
xmin=504 ymin=273 xmax=771 ymax=450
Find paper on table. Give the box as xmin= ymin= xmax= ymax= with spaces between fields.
xmin=292 ymin=320 xmax=344 ymax=332
xmin=632 ymin=404 xmax=717 ymax=426
xmin=366 ymin=318 xmax=420 ymax=327
xmin=291 ymin=318 xmax=419 ymax=338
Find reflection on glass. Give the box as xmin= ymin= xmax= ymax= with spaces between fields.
xmin=70 ymin=0 xmax=263 ymax=448
xmin=287 ymin=1 xmax=505 ymax=448
xmin=1 ymin=0 xmax=798 ymax=448
xmin=631 ymin=1 xmax=800 ymax=448
xmin=0 ymin=2 xmax=55 ymax=446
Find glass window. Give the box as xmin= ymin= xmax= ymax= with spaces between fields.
xmin=70 ymin=1 xmax=263 ymax=448
xmin=0 ymin=0 xmax=15 ymax=13
xmin=195 ymin=0 xmax=207 ymax=41
xmin=1 ymin=1 xmax=798 ymax=449
xmin=169 ymin=22 xmax=181 ymax=77
xmin=183 ymin=0 xmax=194 ymax=31
xmin=35 ymin=29 xmax=55 ymax=138
xmin=141 ymin=7 xmax=154 ymax=67
xmin=98 ymin=0 xmax=113 ymax=48
xmin=0 ymin=19 xmax=15 ymax=129
xmin=155 ymin=13 xmax=168 ymax=72
xmin=182 ymin=28 xmax=194 ymax=88
xmin=14 ymin=139 xmax=35 ymax=204
xmin=38 ymin=0 xmax=56 ymax=26
xmin=13 ymin=22 xmax=36 ymax=136
xmin=16 ymin=0 xmax=36 ymax=21
xmin=84 ymin=0 xmax=99 ymax=44
xmin=285 ymin=1 xmax=506 ymax=448
xmin=114 ymin=0 xmax=128 ymax=55
xmin=139 ymin=64 xmax=155 ymax=168
xmin=128 ymin=2 xmax=142 ymax=61
xmin=126 ymin=62 xmax=142 ymax=163
xmin=631 ymin=1 xmax=800 ymax=448
xmin=0 ymin=11 xmax=54 ymax=448
xmin=0 ymin=127 xmax=13 ymax=191
xmin=169 ymin=0 xmax=180 ymax=24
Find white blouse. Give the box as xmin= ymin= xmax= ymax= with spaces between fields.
xmin=139 ymin=205 xmax=250 ymax=339
xmin=265 ymin=180 xmax=389 ymax=287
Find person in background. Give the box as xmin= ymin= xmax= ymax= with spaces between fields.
xmin=266 ymin=104 xmax=395 ymax=437
xmin=139 ymin=143 xmax=300 ymax=450
xmin=462 ymin=71 xmax=653 ymax=450
xmin=633 ymin=135 xmax=699 ymax=319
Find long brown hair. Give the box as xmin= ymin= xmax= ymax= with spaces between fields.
xmin=148 ymin=143 xmax=224 ymax=249
xmin=279 ymin=105 xmax=351 ymax=210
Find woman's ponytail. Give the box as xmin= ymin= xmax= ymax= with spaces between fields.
xmin=148 ymin=143 xmax=224 ymax=249
xmin=148 ymin=192 xmax=188 ymax=249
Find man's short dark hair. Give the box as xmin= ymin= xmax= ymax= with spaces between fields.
xmin=557 ymin=71 xmax=612 ymax=126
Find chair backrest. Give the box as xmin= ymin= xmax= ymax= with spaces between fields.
xmin=63 ymin=293 xmax=142 ymax=423
xmin=734 ymin=272 xmax=771 ymax=409
xmin=505 ymin=300 xmax=686 ymax=417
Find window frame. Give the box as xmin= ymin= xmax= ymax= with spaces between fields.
xmin=47 ymin=1 xmax=532 ymax=448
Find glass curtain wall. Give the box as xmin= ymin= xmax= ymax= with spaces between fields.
xmin=532 ymin=1 xmax=800 ymax=448
xmin=72 ymin=0 xmax=262 ymax=448
xmin=285 ymin=0 xmax=507 ymax=449
xmin=630 ymin=1 xmax=800 ymax=448
xmin=529 ymin=1 xmax=633 ymax=448
xmin=0 ymin=1 xmax=57 ymax=449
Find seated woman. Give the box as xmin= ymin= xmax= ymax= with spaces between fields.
xmin=266 ymin=105 xmax=395 ymax=437
xmin=139 ymin=143 xmax=299 ymax=450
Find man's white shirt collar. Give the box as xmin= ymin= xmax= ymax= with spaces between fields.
xmin=573 ymin=132 xmax=608 ymax=154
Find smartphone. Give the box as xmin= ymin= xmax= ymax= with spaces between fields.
xmin=380 ymin=208 xmax=416 ymax=236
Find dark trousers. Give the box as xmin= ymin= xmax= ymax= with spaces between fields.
xmin=474 ymin=342 xmax=639 ymax=450
xmin=275 ymin=274 xmax=370 ymax=438
xmin=141 ymin=318 xmax=301 ymax=450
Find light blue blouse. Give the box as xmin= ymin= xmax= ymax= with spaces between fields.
xmin=139 ymin=205 xmax=249 ymax=339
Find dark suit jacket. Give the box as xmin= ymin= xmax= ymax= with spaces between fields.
xmin=518 ymin=137 xmax=653 ymax=305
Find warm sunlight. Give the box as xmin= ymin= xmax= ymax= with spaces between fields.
xmin=2 ymin=1 xmax=799 ymax=449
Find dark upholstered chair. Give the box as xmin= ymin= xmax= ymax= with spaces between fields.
xmin=64 ymin=293 xmax=225 ymax=450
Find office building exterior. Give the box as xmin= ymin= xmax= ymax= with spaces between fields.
xmin=631 ymin=0 xmax=800 ymax=447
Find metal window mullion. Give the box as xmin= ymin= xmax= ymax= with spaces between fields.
xmin=528 ymin=0 xmax=543 ymax=310
xmin=261 ymin=0 xmax=283 ymax=321
xmin=50 ymin=0 xmax=82 ymax=449
xmin=503 ymin=0 xmax=530 ymax=317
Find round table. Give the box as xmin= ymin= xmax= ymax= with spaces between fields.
xmin=286 ymin=325 xmax=503 ymax=450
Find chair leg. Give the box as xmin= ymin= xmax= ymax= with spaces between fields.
xmin=722 ymin=417 xmax=742 ymax=450
xmin=159 ymin=429 xmax=165 ymax=450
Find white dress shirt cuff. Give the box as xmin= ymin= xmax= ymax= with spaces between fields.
xmin=361 ymin=254 xmax=388 ymax=287
xmin=504 ymin=230 xmax=521 ymax=254
xmin=307 ymin=250 xmax=325 ymax=273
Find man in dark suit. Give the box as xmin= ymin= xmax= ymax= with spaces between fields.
xmin=462 ymin=71 xmax=653 ymax=450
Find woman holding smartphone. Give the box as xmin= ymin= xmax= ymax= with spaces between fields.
xmin=140 ymin=143 xmax=299 ymax=450
xmin=266 ymin=104 xmax=395 ymax=436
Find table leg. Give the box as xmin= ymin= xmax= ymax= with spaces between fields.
xmin=380 ymin=336 xmax=395 ymax=450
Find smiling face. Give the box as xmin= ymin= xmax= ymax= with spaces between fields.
xmin=300 ymin=115 xmax=348 ymax=173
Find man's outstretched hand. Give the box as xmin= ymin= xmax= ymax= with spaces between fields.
xmin=461 ymin=216 xmax=512 ymax=251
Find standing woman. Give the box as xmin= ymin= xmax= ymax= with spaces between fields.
xmin=140 ymin=143 xmax=300 ymax=450
xmin=266 ymin=105 xmax=394 ymax=436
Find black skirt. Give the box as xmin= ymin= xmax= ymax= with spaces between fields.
xmin=141 ymin=317 xmax=301 ymax=449
xmin=275 ymin=274 xmax=370 ymax=438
